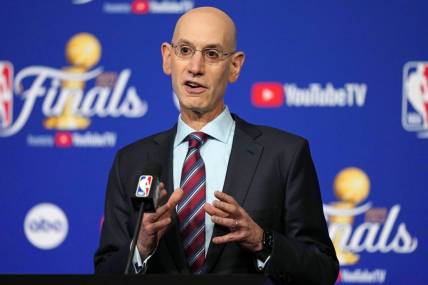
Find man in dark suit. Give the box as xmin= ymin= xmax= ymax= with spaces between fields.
xmin=94 ymin=6 xmax=339 ymax=284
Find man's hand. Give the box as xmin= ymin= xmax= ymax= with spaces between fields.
xmin=204 ymin=191 xmax=264 ymax=252
xmin=136 ymin=184 xmax=183 ymax=258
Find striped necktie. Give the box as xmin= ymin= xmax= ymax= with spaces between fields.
xmin=177 ymin=132 xmax=208 ymax=274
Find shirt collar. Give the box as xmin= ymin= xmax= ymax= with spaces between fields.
xmin=174 ymin=106 xmax=234 ymax=148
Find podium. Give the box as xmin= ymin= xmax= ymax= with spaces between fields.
xmin=1 ymin=274 xmax=268 ymax=285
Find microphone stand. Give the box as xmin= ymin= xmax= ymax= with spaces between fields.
xmin=124 ymin=200 xmax=145 ymax=274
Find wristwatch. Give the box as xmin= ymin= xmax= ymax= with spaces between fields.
xmin=256 ymin=229 xmax=273 ymax=262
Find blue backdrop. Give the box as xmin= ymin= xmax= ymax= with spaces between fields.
xmin=0 ymin=0 xmax=426 ymax=283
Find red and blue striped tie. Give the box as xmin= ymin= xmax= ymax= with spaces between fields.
xmin=177 ymin=132 xmax=208 ymax=274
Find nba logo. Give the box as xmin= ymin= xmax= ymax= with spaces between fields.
xmin=402 ymin=62 xmax=428 ymax=135
xmin=0 ymin=61 xmax=13 ymax=129
xmin=136 ymin=175 xmax=153 ymax=197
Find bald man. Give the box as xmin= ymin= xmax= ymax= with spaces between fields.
xmin=94 ymin=7 xmax=339 ymax=284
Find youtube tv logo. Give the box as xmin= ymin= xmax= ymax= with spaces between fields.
xmin=251 ymin=82 xmax=285 ymax=108
xmin=55 ymin=132 xmax=73 ymax=148
xmin=131 ymin=0 xmax=149 ymax=14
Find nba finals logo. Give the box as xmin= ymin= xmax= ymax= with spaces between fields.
xmin=402 ymin=62 xmax=428 ymax=138
xmin=324 ymin=167 xmax=418 ymax=283
xmin=0 ymin=33 xmax=147 ymax=147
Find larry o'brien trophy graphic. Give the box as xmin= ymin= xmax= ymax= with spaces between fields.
xmin=326 ymin=167 xmax=370 ymax=265
xmin=43 ymin=33 xmax=101 ymax=130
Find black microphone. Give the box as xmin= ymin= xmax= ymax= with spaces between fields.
xmin=131 ymin=164 xmax=162 ymax=213
xmin=125 ymin=163 xmax=162 ymax=274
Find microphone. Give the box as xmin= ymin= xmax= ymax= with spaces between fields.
xmin=125 ymin=163 xmax=162 ymax=274
xmin=131 ymin=164 xmax=162 ymax=213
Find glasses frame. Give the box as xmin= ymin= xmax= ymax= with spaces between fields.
xmin=170 ymin=42 xmax=236 ymax=64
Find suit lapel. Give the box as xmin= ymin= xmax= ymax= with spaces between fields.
xmin=151 ymin=126 xmax=190 ymax=273
xmin=204 ymin=116 xmax=263 ymax=272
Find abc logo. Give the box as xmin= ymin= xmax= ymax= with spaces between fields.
xmin=24 ymin=203 xmax=69 ymax=250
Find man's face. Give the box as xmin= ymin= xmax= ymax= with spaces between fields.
xmin=162 ymin=10 xmax=244 ymax=120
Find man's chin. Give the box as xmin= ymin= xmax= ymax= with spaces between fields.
xmin=180 ymin=104 xmax=226 ymax=121
xmin=178 ymin=99 xmax=206 ymax=112
xmin=178 ymin=103 xmax=212 ymax=116
xmin=185 ymin=106 xmax=208 ymax=116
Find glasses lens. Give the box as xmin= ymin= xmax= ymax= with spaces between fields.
xmin=175 ymin=44 xmax=194 ymax=58
xmin=172 ymin=43 xmax=230 ymax=63
xmin=204 ymin=49 xmax=222 ymax=62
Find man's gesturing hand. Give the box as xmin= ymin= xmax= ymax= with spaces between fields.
xmin=204 ymin=191 xmax=264 ymax=252
xmin=136 ymin=184 xmax=183 ymax=258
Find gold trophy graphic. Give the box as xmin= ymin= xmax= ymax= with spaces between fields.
xmin=44 ymin=33 xmax=101 ymax=130
xmin=329 ymin=167 xmax=370 ymax=265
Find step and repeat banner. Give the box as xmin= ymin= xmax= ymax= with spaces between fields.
xmin=0 ymin=0 xmax=426 ymax=283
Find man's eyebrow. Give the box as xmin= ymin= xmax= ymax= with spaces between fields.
xmin=175 ymin=39 xmax=192 ymax=45
xmin=204 ymin=44 xmax=224 ymax=49
xmin=175 ymin=39 xmax=225 ymax=49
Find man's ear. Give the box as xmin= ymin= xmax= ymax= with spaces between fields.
xmin=161 ymin=42 xmax=172 ymax=75
xmin=228 ymin=51 xmax=245 ymax=83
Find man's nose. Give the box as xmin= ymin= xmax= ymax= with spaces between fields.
xmin=187 ymin=50 xmax=205 ymax=76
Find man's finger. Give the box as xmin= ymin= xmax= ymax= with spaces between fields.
xmin=150 ymin=188 xmax=184 ymax=220
xmin=211 ymin=215 xmax=238 ymax=229
xmin=167 ymin=188 xmax=184 ymax=208
xmin=204 ymin=203 xmax=229 ymax=218
xmin=144 ymin=217 xmax=172 ymax=235
xmin=214 ymin=191 xmax=237 ymax=205
xmin=148 ymin=203 xmax=170 ymax=221
xmin=212 ymin=199 xmax=239 ymax=215
xmin=158 ymin=185 xmax=168 ymax=203
xmin=212 ymin=232 xmax=242 ymax=244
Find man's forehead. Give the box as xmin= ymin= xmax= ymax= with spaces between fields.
xmin=173 ymin=27 xmax=230 ymax=49
xmin=172 ymin=7 xmax=236 ymax=49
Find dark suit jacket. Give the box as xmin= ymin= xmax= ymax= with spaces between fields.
xmin=94 ymin=115 xmax=339 ymax=284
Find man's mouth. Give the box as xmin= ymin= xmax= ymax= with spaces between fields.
xmin=183 ymin=80 xmax=207 ymax=94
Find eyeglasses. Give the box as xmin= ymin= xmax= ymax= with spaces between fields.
xmin=170 ymin=42 xmax=235 ymax=64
